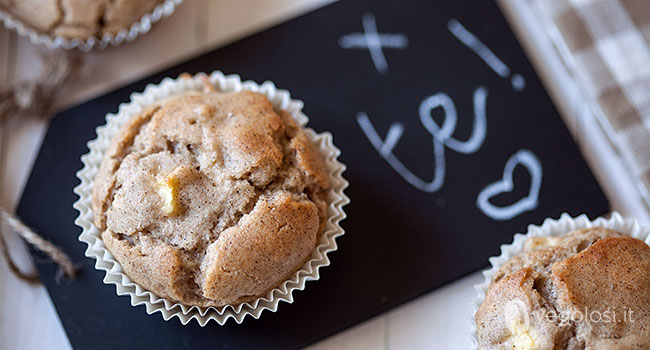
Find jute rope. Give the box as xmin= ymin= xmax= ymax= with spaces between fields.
xmin=0 ymin=208 xmax=77 ymax=282
xmin=0 ymin=50 xmax=82 ymax=283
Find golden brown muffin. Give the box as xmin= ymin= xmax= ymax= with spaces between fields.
xmin=476 ymin=228 xmax=650 ymax=349
xmin=92 ymin=88 xmax=330 ymax=307
xmin=0 ymin=0 xmax=162 ymax=40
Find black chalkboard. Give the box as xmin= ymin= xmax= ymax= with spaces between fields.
xmin=17 ymin=0 xmax=609 ymax=349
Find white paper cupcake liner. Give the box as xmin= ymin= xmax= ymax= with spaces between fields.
xmin=0 ymin=0 xmax=182 ymax=51
xmin=73 ymin=71 xmax=350 ymax=325
xmin=468 ymin=212 xmax=650 ymax=348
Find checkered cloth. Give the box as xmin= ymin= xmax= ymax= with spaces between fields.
xmin=532 ymin=0 xmax=650 ymax=204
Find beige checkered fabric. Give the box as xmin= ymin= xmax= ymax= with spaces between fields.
xmin=533 ymin=0 xmax=650 ymax=204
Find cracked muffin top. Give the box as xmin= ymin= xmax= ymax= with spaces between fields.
xmin=0 ymin=0 xmax=162 ymax=40
xmin=476 ymin=228 xmax=650 ymax=349
xmin=91 ymin=88 xmax=330 ymax=307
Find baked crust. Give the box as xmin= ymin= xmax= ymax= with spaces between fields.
xmin=0 ymin=0 xmax=162 ymax=39
xmin=92 ymin=89 xmax=329 ymax=307
xmin=476 ymin=228 xmax=650 ymax=349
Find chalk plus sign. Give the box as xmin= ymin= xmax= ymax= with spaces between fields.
xmin=339 ymin=13 xmax=408 ymax=74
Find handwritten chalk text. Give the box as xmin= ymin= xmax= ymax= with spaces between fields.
xmin=339 ymin=13 xmax=408 ymax=74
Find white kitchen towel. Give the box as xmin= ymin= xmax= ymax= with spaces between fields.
xmin=532 ymin=0 xmax=650 ymax=206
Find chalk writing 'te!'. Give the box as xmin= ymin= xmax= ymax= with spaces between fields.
xmin=357 ymin=87 xmax=487 ymax=193
xmin=357 ymin=88 xmax=543 ymax=221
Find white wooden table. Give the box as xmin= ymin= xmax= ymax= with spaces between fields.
xmin=1 ymin=1 xmax=648 ymax=349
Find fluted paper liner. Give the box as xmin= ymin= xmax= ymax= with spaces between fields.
xmin=73 ymin=71 xmax=350 ymax=325
xmin=0 ymin=0 xmax=182 ymax=51
xmin=469 ymin=212 xmax=650 ymax=348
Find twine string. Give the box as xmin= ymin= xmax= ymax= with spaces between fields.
xmin=0 ymin=50 xmax=82 ymax=283
xmin=0 ymin=208 xmax=77 ymax=281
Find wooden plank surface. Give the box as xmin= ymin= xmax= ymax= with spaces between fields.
xmin=0 ymin=12 xmax=71 ymax=350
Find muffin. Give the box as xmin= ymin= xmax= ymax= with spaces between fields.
xmin=0 ymin=0 xmax=162 ymax=40
xmin=476 ymin=227 xmax=650 ymax=349
xmin=91 ymin=87 xmax=330 ymax=307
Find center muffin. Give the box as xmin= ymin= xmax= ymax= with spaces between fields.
xmin=92 ymin=89 xmax=329 ymax=307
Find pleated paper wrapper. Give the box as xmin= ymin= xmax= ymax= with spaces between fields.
xmin=73 ymin=71 xmax=350 ymax=325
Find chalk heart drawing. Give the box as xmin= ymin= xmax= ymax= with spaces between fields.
xmin=476 ymin=149 xmax=542 ymax=221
